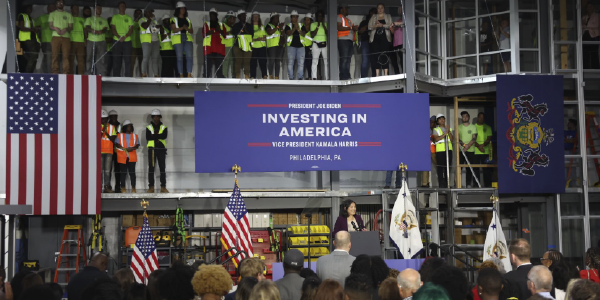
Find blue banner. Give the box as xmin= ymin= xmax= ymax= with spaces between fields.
xmin=194 ymin=92 xmax=431 ymax=173
xmin=496 ymin=75 xmax=564 ymax=193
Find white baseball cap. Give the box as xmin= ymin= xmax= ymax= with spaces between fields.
xmin=108 ymin=110 xmax=118 ymax=116
xmin=209 ymin=8 xmax=217 ymax=13
xmin=291 ymin=10 xmax=299 ymax=16
xmin=176 ymin=1 xmax=186 ymax=8
xmin=101 ymin=109 xmax=109 ymax=118
xmin=151 ymin=109 xmax=162 ymax=116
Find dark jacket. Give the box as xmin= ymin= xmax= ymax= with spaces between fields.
xmin=145 ymin=121 xmax=168 ymax=149
xmin=332 ymin=215 xmax=365 ymax=237
xmin=503 ymin=263 xmax=534 ymax=300
xmin=67 ymin=266 xmax=109 ymax=300
xmin=231 ymin=22 xmax=254 ymax=48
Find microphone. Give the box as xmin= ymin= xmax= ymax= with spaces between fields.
xmin=351 ymin=221 xmax=359 ymax=231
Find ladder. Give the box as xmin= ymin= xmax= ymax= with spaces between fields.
xmin=54 ymin=225 xmax=88 ymax=285
xmin=566 ymin=112 xmax=600 ymax=187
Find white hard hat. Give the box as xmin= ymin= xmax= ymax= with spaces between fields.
xmin=101 ymin=109 xmax=109 ymax=118
xmin=122 ymin=119 xmax=132 ymax=126
xmin=209 ymin=8 xmax=217 ymax=13
xmin=151 ymin=109 xmax=162 ymax=116
xmin=108 ymin=110 xmax=118 ymax=116
xmin=305 ymin=13 xmax=313 ymax=19
xmin=291 ymin=10 xmax=299 ymax=16
xmin=436 ymin=113 xmax=445 ymax=119
xmin=237 ymin=9 xmax=246 ymax=16
xmin=270 ymin=12 xmax=280 ymax=17
xmin=162 ymin=14 xmax=171 ymax=20
xmin=176 ymin=1 xmax=186 ymax=8
xmin=252 ymin=11 xmax=260 ymax=16
xmin=226 ymin=10 xmax=235 ymax=16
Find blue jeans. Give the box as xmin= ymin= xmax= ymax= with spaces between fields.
xmin=385 ymin=170 xmax=402 ymax=188
xmin=304 ymin=46 xmax=312 ymax=79
xmin=173 ymin=34 xmax=193 ymax=76
xmin=338 ymin=40 xmax=353 ymax=80
xmin=360 ymin=42 xmax=371 ymax=78
xmin=287 ymin=47 xmax=305 ymax=80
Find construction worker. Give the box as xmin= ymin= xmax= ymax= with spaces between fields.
xmin=139 ymin=8 xmax=161 ymax=77
xmin=35 ymin=4 xmax=56 ymax=73
xmin=171 ymin=1 xmax=194 ymax=77
xmin=203 ymin=8 xmax=226 ymax=78
xmin=49 ymin=0 xmax=74 ymax=74
xmin=17 ymin=5 xmax=40 ymax=74
xmin=222 ymin=11 xmax=236 ymax=78
xmin=232 ymin=10 xmax=253 ymax=79
xmin=423 ymin=115 xmax=437 ymax=188
xmin=110 ymin=1 xmax=134 ymax=77
xmin=108 ymin=110 xmax=122 ymax=193
xmin=84 ymin=5 xmax=108 ymax=75
xmin=303 ymin=13 xmax=314 ymax=80
xmin=101 ymin=109 xmax=117 ymax=193
xmin=458 ymin=111 xmax=477 ymax=188
xmin=266 ymin=12 xmax=285 ymax=79
xmin=433 ymin=113 xmax=453 ymax=188
xmin=147 ymin=109 xmax=169 ymax=193
xmin=310 ymin=10 xmax=328 ymax=80
xmin=337 ymin=5 xmax=358 ymax=80
xmin=131 ymin=9 xmax=143 ymax=77
xmin=285 ymin=10 xmax=306 ymax=80
xmin=160 ymin=14 xmax=176 ymax=77
xmin=69 ymin=5 xmax=86 ymax=74
xmin=115 ymin=120 xmax=140 ymax=193
xmin=474 ymin=112 xmax=493 ymax=187
xmin=250 ymin=11 xmax=267 ymax=79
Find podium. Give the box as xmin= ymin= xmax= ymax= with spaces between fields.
xmin=348 ymin=231 xmax=381 ymax=257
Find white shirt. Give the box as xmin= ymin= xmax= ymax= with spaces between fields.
xmin=537 ymin=292 xmax=555 ymax=300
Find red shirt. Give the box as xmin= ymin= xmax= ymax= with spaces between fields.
xmin=580 ymin=268 xmax=600 ymax=283
xmin=202 ymin=21 xmax=226 ymax=56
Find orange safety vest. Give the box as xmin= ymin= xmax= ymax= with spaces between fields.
xmin=337 ymin=14 xmax=355 ymax=40
xmin=116 ymin=133 xmax=138 ymax=164
xmin=101 ymin=124 xmax=116 ymax=154
xmin=430 ymin=134 xmax=435 ymax=153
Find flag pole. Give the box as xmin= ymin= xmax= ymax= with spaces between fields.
xmin=140 ymin=199 xmax=149 ymax=285
xmin=232 ymin=164 xmax=241 ymax=186
xmin=231 ymin=164 xmax=241 ymax=266
xmin=490 ymin=194 xmax=499 ymax=247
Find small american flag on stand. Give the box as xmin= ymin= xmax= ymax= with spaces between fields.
xmin=131 ymin=214 xmax=158 ymax=284
xmin=220 ymin=180 xmax=254 ymax=267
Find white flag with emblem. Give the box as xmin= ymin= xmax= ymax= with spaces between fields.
xmin=389 ymin=176 xmax=423 ymax=259
xmin=483 ymin=209 xmax=511 ymax=271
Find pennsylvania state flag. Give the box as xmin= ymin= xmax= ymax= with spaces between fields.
xmin=389 ymin=176 xmax=423 ymax=259
xmin=483 ymin=209 xmax=511 ymax=271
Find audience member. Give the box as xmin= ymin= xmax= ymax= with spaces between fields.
xmin=457 ymin=111 xmax=477 ymax=188
xmin=107 ymin=110 xmax=122 ymax=192
xmin=476 ymin=268 xmax=503 ymax=300
xmin=371 ymin=256 xmax=390 ymax=289
xmin=235 ymin=277 xmax=259 ymax=300
xmin=80 ymin=278 xmax=123 ymax=300
xmin=350 ymin=254 xmax=372 ymax=277
xmin=35 ymin=4 xmax=56 ymax=73
xmin=480 ymin=258 xmax=506 ymax=274
xmin=192 ymin=264 xmax=233 ymax=300
xmin=84 ymin=5 xmax=108 ymax=75
xmin=312 ymin=279 xmax=343 ymax=300
xmin=473 ymin=259 xmax=516 ymax=300
xmin=160 ymin=14 xmax=176 ymax=77
xmin=317 ymin=231 xmax=355 ymax=288
xmin=124 ymin=282 xmax=146 ymax=300
xmin=300 ymin=276 xmax=322 ymax=300
xmin=581 ymin=247 xmax=600 ymax=283
xmin=232 ymin=10 xmax=253 ymax=79
xmin=146 ymin=269 xmax=165 ymax=300
xmin=171 ymin=2 xmax=194 ymax=77
xmin=358 ymin=8 xmax=376 ymax=78
xmin=225 ymin=258 xmax=266 ymax=300
xmin=83 ymin=6 xmax=91 ymax=18
xmin=310 ymin=10 xmax=328 ymax=80
xmin=550 ymin=261 xmax=574 ymax=300
xmin=527 ymin=266 xmax=553 ymax=300
xmin=566 ymin=278 xmax=600 ymax=300
xmin=345 ymin=273 xmax=373 ymax=300
xmin=413 ymin=282 xmax=450 ymax=300
xmin=368 ymin=4 xmax=393 ymax=76
xmin=337 ymin=5 xmax=357 ymax=80
xmin=49 ymin=0 xmax=74 ymax=74
xmin=131 ymin=9 xmax=143 ymax=76
xmin=20 ymin=273 xmax=42 ymax=293
xmin=69 ymin=5 xmax=86 ymax=74
xmin=112 ymin=267 xmax=134 ymax=292
xmin=115 ymin=119 xmax=139 ymax=193
xmin=157 ymin=262 xmax=195 ymax=300
xmin=266 ymin=12 xmax=284 ymax=79
xmin=47 ymin=283 xmax=64 ymax=300
xmin=17 ymin=4 xmax=39 ymax=74
xmin=9 ymin=270 xmax=33 ymax=300
xmin=388 ymin=269 xmax=400 ymax=280
xmin=474 ymin=112 xmax=493 ymax=187
xmin=203 ymin=8 xmax=227 ymax=78
xmin=389 ymin=5 xmax=404 ymax=75
xmin=67 ymin=252 xmax=109 ymax=300
xmin=249 ymin=11 xmax=267 ymax=79
xmin=504 ymin=238 xmax=534 ymax=300
xmin=300 ymin=268 xmax=317 ymax=279
xmin=379 ymin=278 xmax=401 ymax=300
xmin=582 ymin=2 xmax=600 ymax=69
xmin=285 ymin=10 xmax=306 ymax=80
xmin=303 ymin=13 xmax=313 ymax=80
xmin=249 ymin=280 xmax=281 ymax=300
xmin=139 ymin=9 xmax=161 ymax=77
xmin=222 ymin=11 xmax=236 ymax=78
xmin=146 ymin=108 xmax=169 ymax=193
xmin=430 ymin=266 xmax=469 ymax=300
xmin=19 ymin=284 xmax=60 ymax=300
xmin=419 ymin=257 xmax=446 ymax=283
xmin=433 ymin=113 xmax=454 ymax=188
xmin=110 ymin=1 xmax=134 ymax=77
xmin=275 ymin=249 xmax=305 ymax=300
xmin=397 ymin=268 xmax=421 ymax=300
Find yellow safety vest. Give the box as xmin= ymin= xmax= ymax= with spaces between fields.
xmin=202 ymin=21 xmax=226 ymax=46
xmin=18 ymin=14 xmax=38 ymax=42
xmin=303 ymin=25 xmax=313 ymax=47
xmin=237 ymin=23 xmax=252 ymax=52
xmin=171 ymin=17 xmax=193 ymax=45
xmin=222 ymin=24 xmax=234 ymax=47
xmin=147 ymin=124 xmax=167 ymax=148
xmin=266 ymin=23 xmax=281 ymax=48
xmin=434 ymin=127 xmax=453 ymax=152
xmin=139 ymin=17 xmax=159 ymax=43
xmin=286 ymin=23 xmax=305 ymax=47
xmin=251 ymin=25 xmax=266 ymax=48
xmin=160 ymin=26 xmax=173 ymax=50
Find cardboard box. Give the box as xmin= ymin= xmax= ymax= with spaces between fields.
xmin=288 ymin=214 xmax=298 ymax=225
xmin=122 ymin=215 xmax=135 ymax=227
xmin=212 ymin=214 xmax=222 ymax=227
xmin=454 ymin=228 xmax=463 ymax=244
xmin=157 ymin=215 xmax=174 ymax=226
xmin=136 ymin=215 xmax=144 ymax=226
xmin=461 ymin=218 xmax=473 ymax=225
xmin=195 ymin=214 xmax=212 ymax=228
xmin=478 ymin=211 xmax=493 ymax=225
xmin=262 ymin=214 xmax=270 ymax=227
xmin=253 ymin=214 xmax=261 ymax=228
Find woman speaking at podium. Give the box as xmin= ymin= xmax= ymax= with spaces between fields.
xmin=333 ymin=199 xmax=366 ymax=237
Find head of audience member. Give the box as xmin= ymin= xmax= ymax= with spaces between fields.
xmin=338 ymin=5 xmax=349 ymax=17
xmin=240 ymin=258 xmax=266 ymax=281
xmin=476 ymin=268 xmax=503 ymax=300
xmin=55 ymin=0 xmax=64 ymax=11
xmin=397 ymin=268 xmax=421 ymax=299
xmin=81 ymin=278 xmax=123 ymax=300
xmin=147 ymin=269 xmax=165 ymax=300
xmin=21 ymin=4 xmax=33 ymax=15
xmin=47 ymin=4 xmax=56 ymax=13
xmin=175 ymin=4 xmax=187 ymax=18
xmin=301 ymin=276 xmax=322 ymax=300
xmin=304 ymin=14 xmax=312 ymax=27
xmin=413 ymin=282 xmax=450 ymax=300
xmin=90 ymin=252 xmax=108 ymax=272
xmin=429 ymin=116 xmax=437 ymax=130
xmin=378 ymin=278 xmax=401 ymax=300
xmin=238 ymin=11 xmax=247 ymax=23
xmin=162 ymin=14 xmax=170 ymax=27
xmin=249 ymin=280 xmax=281 ymax=300
xmin=365 ymin=7 xmax=377 ymax=21
xmin=269 ymin=13 xmax=280 ymax=25
xmin=235 ymin=276 xmax=259 ymax=300
xmin=334 ymin=231 xmax=352 ymax=252
xmin=344 ymin=273 xmax=373 ymax=300
xmin=341 ymin=199 xmax=357 ymax=218
xmin=566 ymin=278 xmax=600 ymax=300
xmin=436 ymin=115 xmax=446 ymax=127
xmin=47 ymin=283 xmax=63 ymax=300
xmin=419 ymin=257 xmax=446 ymax=283
xmin=481 ymin=20 xmax=490 ymax=32
xmin=551 ymin=260 xmax=574 ymax=292
xmin=376 ymin=3 xmax=386 ymax=15
xmin=251 ymin=12 xmax=261 ymax=25
xmin=21 ymin=273 xmax=43 ymax=295
xmin=10 ymin=270 xmax=34 ymax=300
xmin=388 ymin=268 xmax=400 ymax=280
xmin=83 ymin=6 xmax=91 ymax=18
xmin=460 ymin=111 xmax=469 ymax=124
xmin=210 ymin=9 xmax=218 ymax=22
xmin=430 ymin=266 xmax=469 ymax=300
xmin=192 ymin=264 xmax=233 ymax=300
xmin=350 ymin=254 xmax=372 ymax=277
xmin=316 ymin=10 xmax=325 ymax=23
xmin=371 ymin=256 xmax=390 ymax=288
xmin=112 ymin=268 xmax=134 ymax=292
xmin=567 ymin=119 xmax=577 ymax=131
xmin=20 ymin=284 xmax=61 ymax=300
xmin=314 ymin=279 xmax=344 ymax=300
xmin=283 ymin=249 xmax=304 ymax=275
xmin=300 ymin=268 xmax=318 ymax=279
xmin=584 ymin=247 xmax=600 ymax=269
xmin=94 ymin=5 xmax=102 ymax=16
xmin=541 ymin=249 xmax=563 ymax=269
xmin=477 ymin=112 xmax=486 ymax=125
xmin=480 ymin=257 xmax=506 ymax=274
xmin=117 ymin=1 xmax=126 ymax=14
xmin=124 ymin=282 xmax=146 ymax=300
xmin=291 ymin=12 xmax=299 ymax=24
xmin=71 ymin=5 xmax=79 ymax=17
xmin=144 ymin=9 xmax=155 ymax=20
xmin=587 ymin=2 xmax=597 ymax=16
xmin=527 ymin=265 xmax=553 ymax=295
xmin=227 ymin=13 xmax=236 ymax=26
xmin=509 ymin=238 xmax=531 ymax=268
xmin=500 ymin=19 xmax=508 ymax=29
xmin=134 ymin=9 xmax=143 ymax=20
xmin=158 ymin=262 xmax=195 ymax=300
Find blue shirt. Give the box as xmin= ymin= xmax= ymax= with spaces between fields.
xmin=565 ymin=130 xmax=576 ymax=151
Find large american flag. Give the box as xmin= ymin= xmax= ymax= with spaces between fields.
xmin=220 ymin=181 xmax=254 ymax=267
xmin=4 ymin=74 xmax=101 ymax=215
xmin=131 ymin=214 xmax=158 ymax=284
